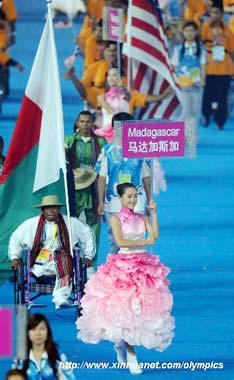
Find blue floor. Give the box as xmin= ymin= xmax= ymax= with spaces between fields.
xmin=0 ymin=1 xmax=234 ymax=379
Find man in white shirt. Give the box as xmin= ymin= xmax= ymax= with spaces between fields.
xmin=8 ymin=195 xmax=96 ymax=309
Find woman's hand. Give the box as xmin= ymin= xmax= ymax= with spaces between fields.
xmin=146 ymin=228 xmax=155 ymax=245
xmin=17 ymin=63 xmax=25 ymax=72
xmin=162 ymin=86 xmax=173 ymax=98
xmin=145 ymin=201 xmax=159 ymax=240
xmin=65 ymin=67 xmax=76 ymax=80
xmin=83 ymin=258 xmax=92 ymax=267
xmin=200 ymin=78 xmax=205 ymax=87
xmin=145 ymin=235 xmax=155 ymax=245
xmin=147 ymin=200 xmax=157 ymax=211
xmin=11 ymin=258 xmax=23 ymax=270
xmin=97 ymin=202 xmax=104 ymax=215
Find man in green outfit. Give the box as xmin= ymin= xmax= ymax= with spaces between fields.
xmin=65 ymin=110 xmax=106 ymax=267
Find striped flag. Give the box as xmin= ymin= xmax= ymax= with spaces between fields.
xmin=124 ymin=0 xmax=181 ymax=119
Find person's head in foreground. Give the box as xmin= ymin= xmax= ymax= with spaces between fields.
xmin=24 ymin=313 xmax=60 ymax=377
xmin=116 ymin=182 xmax=137 ymax=210
xmin=5 ymin=369 xmax=26 ymax=380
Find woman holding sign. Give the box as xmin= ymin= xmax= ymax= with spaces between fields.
xmin=77 ymin=182 xmax=175 ymax=375
xmin=94 ymin=67 xmax=172 ymax=142
xmin=94 ymin=67 xmax=129 ymax=142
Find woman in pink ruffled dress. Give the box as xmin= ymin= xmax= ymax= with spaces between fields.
xmin=76 ymin=182 xmax=175 ymax=375
xmin=94 ymin=67 xmax=129 ymax=142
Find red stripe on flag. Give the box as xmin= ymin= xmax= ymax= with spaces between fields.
xmin=133 ymin=0 xmax=156 ymax=14
xmin=148 ymin=70 xmax=157 ymax=93
xmin=163 ymin=95 xmax=180 ymax=119
xmin=160 ymin=79 xmax=169 ymax=92
xmin=132 ymin=17 xmax=170 ymax=56
xmin=134 ymin=63 xmax=148 ymax=89
xmin=147 ymin=78 xmax=168 ymax=118
xmin=138 ymin=105 xmax=147 ymax=119
xmin=148 ymin=102 xmax=161 ymax=119
xmin=132 ymin=37 xmax=173 ymax=75
xmin=137 ymin=69 xmax=158 ymax=118
xmin=0 ymin=96 xmax=42 ymax=184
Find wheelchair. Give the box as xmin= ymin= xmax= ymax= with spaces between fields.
xmin=13 ymin=247 xmax=87 ymax=316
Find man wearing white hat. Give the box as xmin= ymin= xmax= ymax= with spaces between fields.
xmin=8 ymin=195 xmax=96 ymax=309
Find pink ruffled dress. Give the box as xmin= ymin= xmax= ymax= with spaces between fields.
xmin=76 ymin=207 xmax=175 ymax=351
xmin=94 ymin=86 xmax=129 ymax=143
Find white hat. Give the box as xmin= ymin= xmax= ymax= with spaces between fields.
xmin=33 ymin=195 xmax=65 ymax=208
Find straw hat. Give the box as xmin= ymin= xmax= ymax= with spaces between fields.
xmin=73 ymin=167 xmax=97 ymax=190
xmin=33 ymin=195 xmax=65 ymax=208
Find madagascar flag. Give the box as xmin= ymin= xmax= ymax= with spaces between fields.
xmin=0 ymin=8 xmax=66 ymax=271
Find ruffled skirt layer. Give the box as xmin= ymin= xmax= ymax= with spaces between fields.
xmin=77 ymin=253 xmax=175 ymax=351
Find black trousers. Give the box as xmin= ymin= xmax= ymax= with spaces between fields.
xmin=202 ymin=75 xmax=231 ymax=128
xmin=0 ymin=65 xmax=10 ymax=97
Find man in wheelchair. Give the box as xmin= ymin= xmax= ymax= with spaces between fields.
xmin=8 ymin=195 xmax=96 ymax=309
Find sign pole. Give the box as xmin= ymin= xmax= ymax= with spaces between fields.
xmin=117 ymin=41 xmax=121 ymax=80
xmin=127 ymin=0 xmax=132 ymax=92
xmin=102 ymin=6 xmax=123 ymax=80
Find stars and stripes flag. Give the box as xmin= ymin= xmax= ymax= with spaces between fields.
xmin=124 ymin=0 xmax=181 ymax=119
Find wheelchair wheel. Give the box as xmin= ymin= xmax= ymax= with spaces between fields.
xmin=74 ymin=258 xmax=87 ymax=317
xmin=79 ymin=257 xmax=87 ymax=298
xmin=14 ymin=266 xmax=25 ymax=305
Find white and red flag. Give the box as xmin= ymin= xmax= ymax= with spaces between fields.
xmin=0 ymin=5 xmax=67 ymax=268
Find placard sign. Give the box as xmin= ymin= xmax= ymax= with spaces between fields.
xmin=0 ymin=308 xmax=13 ymax=357
xmin=103 ymin=7 xmax=124 ymax=42
xmin=122 ymin=121 xmax=185 ymax=158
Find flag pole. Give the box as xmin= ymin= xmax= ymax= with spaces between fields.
xmin=127 ymin=0 xmax=132 ymax=92
xmin=62 ymin=168 xmax=74 ymax=258
xmin=117 ymin=41 xmax=121 ymax=81
xmin=46 ymin=0 xmax=74 ymax=260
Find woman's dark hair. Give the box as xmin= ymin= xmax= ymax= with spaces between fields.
xmin=116 ymin=182 xmax=137 ymax=197
xmin=105 ymin=66 xmax=125 ymax=85
xmin=96 ymin=19 xmax=103 ymax=28
xmin=210 ymin=2 xmax=224 ymax=29
xmin=23 ymin=314 xmax=60 ymax=378
xmin=0 ymin=20 xmax=7 ymax=30
xmin=5 ymin=369 xmax=26 ymax=380
xmin=0 ymin=135 xmax=4 ymax=145
xmin=211 ymin=0 xmax=224 ymax=12
xmin=180 ymin=21 xmax=201 ymax=59
xmin=111 ymin=112 xmax=134 ymax=128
